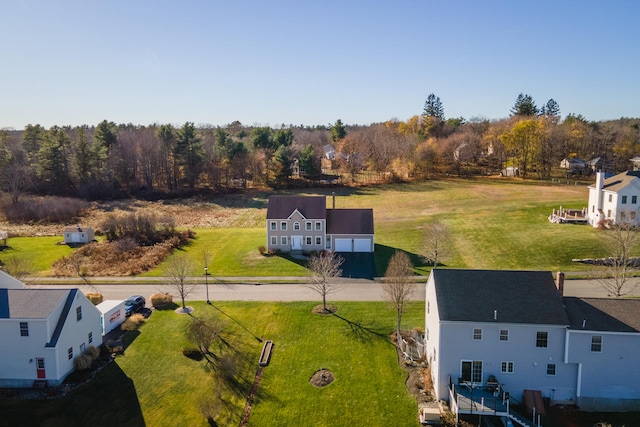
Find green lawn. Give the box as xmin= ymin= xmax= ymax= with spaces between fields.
xmin=0 ymin=301 xmax=425 ymax=427
xmin=0 ymin=236 xmax=74 ymax=276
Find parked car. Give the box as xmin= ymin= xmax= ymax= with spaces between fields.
xmin=124 ymin=295 xmax=145 ymax=316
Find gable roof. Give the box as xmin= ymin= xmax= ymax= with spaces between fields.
xmin=0 ymin=288 xmax=71 ymax=319
xmin=590 ymin=170 xmax=640 ymax=192
xmin=564 ymin=297 xmax=640 ymax=333
xmin=326 ymin=209 xmax=374 ymax=235
xmin=266 ymin=196 xmax=326 ymax=220
xmin=431 ymin=269 xmax=569 ymax=325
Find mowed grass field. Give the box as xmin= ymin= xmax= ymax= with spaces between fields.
xmin=0 ymin=301 xmax=425 ymax=427
xmin=0 ymin=178 xmax=606 ymax=276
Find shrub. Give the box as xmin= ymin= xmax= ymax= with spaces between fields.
xmin=258 ymin=245 xmax=266 ymax=255
xmin=73 ymin=354 xmax=93 ymax=371
xmin=182 ymin=347 xmax=204 ymax=361
xmin=150 ymin=293 xmax=173 ymax=308
xmin=0 ymin=196 xmax=90 ymax=223
xmin=85 ymin=292 xmax=104 ymax=305
xmin=121 ymin=313 xmax=146 ymax=331
xmin=85 ymin=345 xmax=100 ymax=361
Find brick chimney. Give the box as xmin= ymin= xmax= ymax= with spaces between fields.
xmin=556 ymin=271 xmax=565 ymax=296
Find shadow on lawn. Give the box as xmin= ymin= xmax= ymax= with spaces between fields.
xmin=331 ymin=312 xmax=392 ymax=344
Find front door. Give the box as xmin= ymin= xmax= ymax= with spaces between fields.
xmin=36 ymin=358 xmax=45 ymax=379
xmin=291 ymin=236 xmax=302 ymax=250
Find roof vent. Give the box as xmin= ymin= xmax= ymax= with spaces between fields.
xmin=493 ymin=309 xmax=498 ymax=321
xmin=582 ymin=319 xmax=586 ymax=329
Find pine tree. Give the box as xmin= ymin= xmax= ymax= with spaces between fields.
xmin=510 ymin=93 xmax=538 ymax=116
xmin=423 ymin=93 xmax=445 ymax=121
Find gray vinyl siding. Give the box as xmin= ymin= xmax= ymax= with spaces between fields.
xmin=266 ymin=211 xmax=325 ymax=252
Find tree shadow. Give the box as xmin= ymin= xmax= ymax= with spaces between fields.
xmin=331 ymin=312 xmax=392 ymax=344
xmin=374 ymin=244 xmax=432 ymax=276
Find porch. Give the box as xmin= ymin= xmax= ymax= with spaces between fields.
xmin=448 ymin=377 xmax=542 ymax=427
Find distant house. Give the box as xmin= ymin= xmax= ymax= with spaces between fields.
xmin=560 ymin=157 xmax=586 ymax=172
xmin=266 ymin=195 xmax=374 ymax=253
xmin=0 ymin=288 xmax=102 ymax=387
xmin=63 ymin=226 xmax=95 ymax=245
xmin=500 ymin=166 xmax=519 ymax=177
xmin=426 ymin=268 xmax=640 ymax=416
xmin=587 ymin=171 xmax=640 ymax=227
xmin=630 ymin=156 xmax=640 ymax=170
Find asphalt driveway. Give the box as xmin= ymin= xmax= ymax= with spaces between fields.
xmin=336 ymin=252 xmax=377 ymax=280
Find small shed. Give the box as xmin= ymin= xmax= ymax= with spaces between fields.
xmin=63 ymin=226 xmax=94 ymax=245
xmin=97 ymin=300 xmax=126 ymax=335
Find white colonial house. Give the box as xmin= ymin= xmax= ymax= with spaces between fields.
xmin=266 ymin=195 xmax=374 ymax=253
xmin=0 ymin=288 xmax=102 ymax=387
xmin=426 ymin=268 xmax=640 ymax=419
xmin=587 ymin=171 xmax=640 ymax=227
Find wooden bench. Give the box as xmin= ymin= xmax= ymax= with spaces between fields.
xmin=259 ymin=340 xmax=274 ymax=366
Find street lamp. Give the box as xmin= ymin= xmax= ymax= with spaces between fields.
xmin=204 ymin=266 xmax=210 ymax=304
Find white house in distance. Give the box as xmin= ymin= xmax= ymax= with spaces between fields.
xmin=63 ymin=226 xmax=95 ymax=245
xmin=266 ymin=195 xmax=374 ymax=253
xmin=587 ymin=170 xmax=640 ymax=227
xmin=0 ymin=288 xmax=102 ymax=387
xmin=425 ymin=268 xmax=640 ymax=416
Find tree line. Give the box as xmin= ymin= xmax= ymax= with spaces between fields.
xmin=1 ymin=94 xmax=639 ymax=202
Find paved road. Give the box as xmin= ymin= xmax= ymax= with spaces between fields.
xmin=27 ymin=277 xmax=632 ymax=302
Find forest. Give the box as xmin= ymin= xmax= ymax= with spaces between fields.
xmin=1 ymin=93 xmax=639 ymax=204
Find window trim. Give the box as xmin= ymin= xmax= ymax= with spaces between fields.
xmin=20 ymin=322 xmax=29 ymax=337
xmin=76 ymin=306 xmax=82 ymax=321
xmin=88 ymin=332 xmax=93 ymax=344
xmin=270 ymin=221 xmax=277 ymax=231
xmin=499 ymin=329 xmax=509 ymax=342
xmin=293 ymin=222 xmax=300 ymax=231
xmin=591 ymin=335 xmax=603 ymax=353
xmin=536 ymin=331 xmax=548 ymax=348
xmin=546 ymin=363 xmax=556 ymax=376
xmin=280 ymin=236 xmax=287 ymax=245
xmin=305 ymin=236 xmax=312 ymax=245
xmin=68 ymin=347 xmax=73 ymax=360
xmin=315 ymin=221 xmax=322 ymax=231
xmin=473 ymin=328 xmax=482 ymax=341
xmin=270 ymin=236 xmax=277 ymax=245
xmin=501 ymin=361 xmax=514 ymax=374
xmin=305 ymin=221 xmax=312 ymax=231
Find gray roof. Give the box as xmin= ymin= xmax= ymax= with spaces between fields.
xmin=564 ymin=297 xmax=640 ymax=333
xmin=590 ymin=170 xmax=640 ymax=192
xmin=326 ymin=209 xmax=374 ymax=235
xmin=266 ymin=196 xmax=326 ymax=220
xmin=431 ymin=269 xmax=569 ymax=325
xmin=0 ymin=288 xmax=71 ymax=319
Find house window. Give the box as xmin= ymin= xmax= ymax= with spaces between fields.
xmin=88 ymin=332 xmax=93 ymax=344
xmin=426 ymin=328 xmax=429 ymax=341
xmin=546 ymin=364 xmax=556 ymax=376
xmin=315 ymin=236 xmax=322 ymax=245
xmin=621 ymin=211 xmax=627 ymax=220
xmin=315 ymin=221 xmax=322 ymax=231
xmin=293 ymin=222 xmax=300 ymax=231
xmin=270 ymin=221 xmax=276 ymax=230
xmin=281 ymin=236 xmax=287 ymax=245
xmin=326 ymin=237 xmax=331 ymax=249
xmin=473 ymin=328 xmax=482 ymax=340
xmin=305 ymin=222 xmax=312 ymax=231
xmin=76 ymin=306 xmax=82 ymax=321
xmin=427 ymin=301 xmax=430 ymax=314
xmin=633 ymin=196 xmax=638 ymax=204
xmin=270 ymin=236 xmax=277 ymax=245
xmin=609 ymin=194 xmax=613 ymax=203
xmin=281 ymin=222 xmax=287 ymax=231
xmin=536 ymin=331 xmax=548 ymax=348
xmin=499 ymin=330 xmax=509 ymax=341
xmin=607 ymin=209 xmax=612 ymax=218
xmin=80 ymin=343 xmax=86 ymax=354
xmin=591 ymin=335 xmax=603 ymax=352
xmin=68 ymin=347 xmax=73 ymax=360
xmin=19 ymin=322 xmax=29 ymax=337
xmin=501 ymin=361 xmax=514 ymax=373
xmin=622 ymin=195 xmax=628 ymax=204
xmin=305 ymin=236 xmax=312 ymax=245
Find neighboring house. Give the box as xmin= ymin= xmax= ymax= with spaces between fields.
xmin=560 ymin=158 xmax=586 ymax=171
xmin=586 ymin=156 xmax=607 ymax=173
xmin=63 ymin=226 xmax=95 ymax=245
xmin=0 ymin=268 xmax=25 ymax=289
xmin=587 ymin=171 xmax=640 ymax=227
xmin=0 ymin=288 xmax=102 ymax=387
xmin=500 ymin=166 xmax=519 ymax=177
xmin=425 ymin=268 xmax=640 ymax=414
xmin=266 ymin=195 xmax=374 ymax=253
xmin=630 ymin=156 xmax=640 ymax=171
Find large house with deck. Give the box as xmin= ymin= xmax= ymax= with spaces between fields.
xmin=425 ymin=268 xmax=640 ymax=420
xmin=587 ymin=170 xmax=640 ymax=227
xmin=0 ymin=288 xmax=102 ymax=387
xmin=266 ymin=195 xmax=374 ymax=253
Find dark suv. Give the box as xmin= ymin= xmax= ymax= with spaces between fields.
xmin=124 ymin=295 xmax=145 ymax=316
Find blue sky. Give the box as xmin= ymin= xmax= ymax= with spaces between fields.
xmin=1 ymin=1 xmax=639 ymax=129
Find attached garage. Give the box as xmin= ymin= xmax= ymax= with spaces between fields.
xmin=353 ymin=238 xmax=372 ymax=252
xmin=334 ymin=238 xmax=353 ymax=252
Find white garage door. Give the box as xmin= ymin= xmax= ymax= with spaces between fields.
xmin=353 ymin=238 xmax=371 ymax=252
xmin=334 ymin=238 xmax=352 ymax=252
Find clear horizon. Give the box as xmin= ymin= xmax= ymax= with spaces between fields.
xmin=2 ymin=0 xmax=639 ymax=130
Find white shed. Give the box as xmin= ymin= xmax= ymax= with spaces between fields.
xmin=97 ymin=300 xmax=126 ymax=335
xmin=63 ymin=226 xmax=95 ymax=244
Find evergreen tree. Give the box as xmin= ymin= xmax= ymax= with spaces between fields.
xmin=540 ymin=98 xmax=561 ymax=119
xmin=73 ymin=127 xmax=92 ymax=184
xmin=422 ymin=93 xmax=445 ymax=121
xmin=510 ymin=93 xmax=539 ymax=116
xmin=298 ymin=144 xmax=319 ymax=176
xmin=38 ymin=126 xmax=72 ymax=188
xmin=330 ymin=119 xmax=347 ymax=143
xmin=175 ymin=122 xmax=204 ymax=188
xmin=156 ymin=124 xmax=177 ymax=190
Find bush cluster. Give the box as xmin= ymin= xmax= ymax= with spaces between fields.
xmin=72 ymin=345 xmax=101 ymax=371
xmin=121 ymin=313 xmax=146 ymax=331
xmin=0 ymin=196 xmax=90 ymax=223
xmin=101 ymin=212 xmax=177 ymax=246
xmin=150 ymin=293 xmax=173 ymax=308
xmin=85 ymin=292 xmax=104 ymax=305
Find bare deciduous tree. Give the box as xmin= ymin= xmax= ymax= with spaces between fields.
xmin=422 ymin=221 xmax=450 ymax=267
xmin=164 ymin=254 xmax=197 ymax=310
xmin=596 ymin=222 xmax=640 ymax=297
xmin=383 ymin=251 xmax=415 ymax=344
xmin=306 ymin=251 xmax=344 ymax=313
